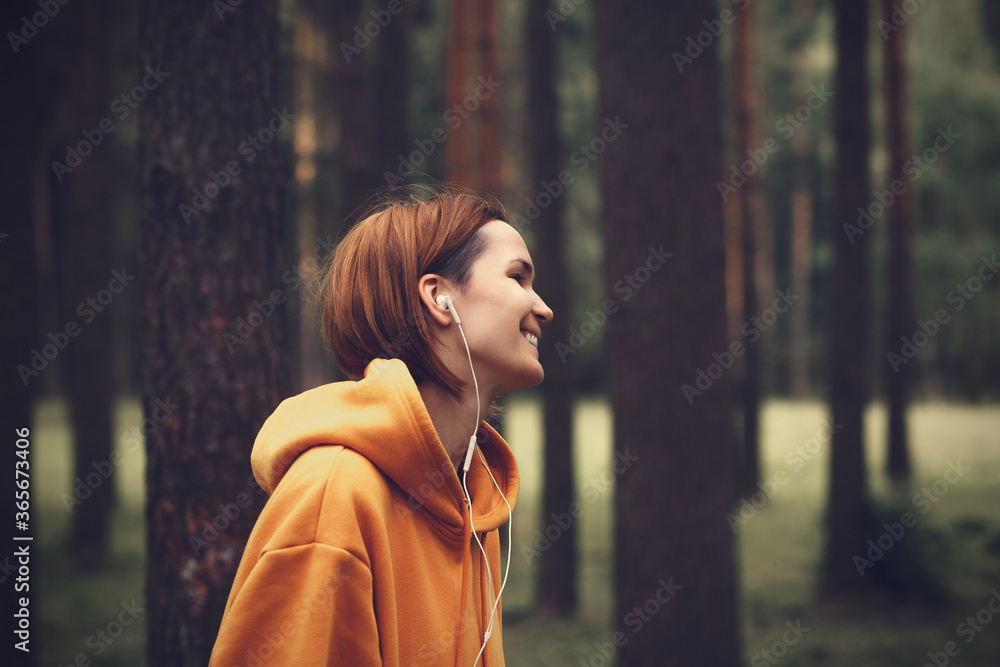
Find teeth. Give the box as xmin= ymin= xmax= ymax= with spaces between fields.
xmin=525 ymin=333 xmax=538 ymax=348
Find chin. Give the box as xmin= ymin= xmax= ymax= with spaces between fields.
xmin=507 ymin=362 xmax=545 ymax=393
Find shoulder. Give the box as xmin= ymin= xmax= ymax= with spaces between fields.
xmin=282 ymin=445 xmax=392 ymax=497
xmin=260 ymin=445 xmax=396 ymax=554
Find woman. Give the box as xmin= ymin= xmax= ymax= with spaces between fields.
xmin=209 ymin=191 xmax=553 ymax=666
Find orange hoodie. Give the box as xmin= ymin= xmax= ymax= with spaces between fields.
xmin=209 ymin=358 xmax=518 ymax=667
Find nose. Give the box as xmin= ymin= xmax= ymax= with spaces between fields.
xmin=532 ymin=292 xmax=553 ymax=324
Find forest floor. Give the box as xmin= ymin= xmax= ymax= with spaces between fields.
xmin=33 ymin=397 xmax=1000 ymax=666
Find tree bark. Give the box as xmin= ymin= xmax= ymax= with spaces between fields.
xmin=528 ymin=0 xmax=576 ymax=615
xmin=138 ymin=2 xmax=288 ymax=664
xmin=883 ymin=0 xmax=913 ymax=482
xmin=597 ymin=0 xmax=741 ymax=663
xmin=823 ymin=0 xmax=874 ymax=598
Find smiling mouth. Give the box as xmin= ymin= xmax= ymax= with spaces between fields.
xmin=522 ymin=331 xmax=539 ymax=348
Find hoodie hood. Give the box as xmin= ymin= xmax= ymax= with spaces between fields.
xmin=251 ymin=358 xmax=518 ymax=532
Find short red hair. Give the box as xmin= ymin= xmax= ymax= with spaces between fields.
xmin=319 ymin=190 xmax=507 ymax=398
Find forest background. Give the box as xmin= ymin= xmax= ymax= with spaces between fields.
xmin=2 ymin=0 xmax=1000 ymax=665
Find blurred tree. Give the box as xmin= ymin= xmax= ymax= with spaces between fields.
xmin=332 ymin=0 xmax=376 ymax=223
xmin=597 ymin=0 xmax=741 ymax=663
xmin=372 ymin=0 xmax=413 ymax=183
xmin=479 ymin=0 xmax=501 ymax=193
xmin=291 ymin=0 xmax=341 ymax=391
xmin=736 ymin=0 xmax=762 ymax=494
xmin=444 ymin=0 xmax=501 ymax=189
xmin=823 ymin=0 xmax=874 ymax=597
xmin=883 ymin=0 xmax=913 ymax=481
xmin=527 ymin=0 xmax=576 ymax=615
xmin=445 ymin=0 xmax=472 ymax=185
xmin=138 ymin=0 xmax=288 ymax=663
xmin=1 ymin=0 xmax=41 ymax=662
xmin=787 ymin=0 xmax=817 ymax=400
xmin=60 ymin=0 xmax=116 ymax=560
xmin=983 ymin=0 xmax=1000 ymax=51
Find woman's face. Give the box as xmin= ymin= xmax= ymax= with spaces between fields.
xmin=447 ymin=220 xmax=553 ymax=396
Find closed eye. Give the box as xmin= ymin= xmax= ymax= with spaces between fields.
xmin=510 ymin=273 xmax=526 ymax=285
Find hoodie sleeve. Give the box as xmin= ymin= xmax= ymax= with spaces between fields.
xmin=209 ymin=543 xmax=382 ymax=666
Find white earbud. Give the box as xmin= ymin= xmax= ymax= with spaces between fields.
xmin=436 ymin=294 xmax=461 ymax=324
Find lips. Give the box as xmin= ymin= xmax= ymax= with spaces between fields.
xmin=522 ymin=331 xmax=539 ymax=348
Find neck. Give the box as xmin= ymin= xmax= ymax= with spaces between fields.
xmin=418 ymin=379 xmax=492 ymax=470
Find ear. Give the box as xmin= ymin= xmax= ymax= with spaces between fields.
xmin=418 ymin=273 xmax=452 ymax=326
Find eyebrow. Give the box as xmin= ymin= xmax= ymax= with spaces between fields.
xmin=509 ymin=258 xmax=534 ymax=278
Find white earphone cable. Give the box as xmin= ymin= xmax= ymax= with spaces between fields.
xmin=447 ymin=295 xmax=512 ymax=666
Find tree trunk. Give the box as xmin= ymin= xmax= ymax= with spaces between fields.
xmin=479 ymin=0 xmax=501 ymax=193
xmin=372 ymin=0 xmax=412 ymax=183
xmin=138 ymin=2 xmax=288 ymax=664
xmin=527 ymin=0 xmax=576 ymax=616
xmin=736 ymin=0 xmax=761 ymax=495
xmin=823 ymin=0 xmax=874 ymax=598
xmin=788 ymin=5 xmax=816 ymax=400
xmin=61 ymin=0 xmax=115 ymax=560
xmin=597 ymin=0 xmax=741 ymax=664
xmin=883 ymin=0 xmax=913 ymax=482
xmin=789 ymin=186 xmax=813 ymax=398
xmin=445 ymin=0 xmax=473 ymax=185
xmin=332 ymin=0 xmax=375 ymax=223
